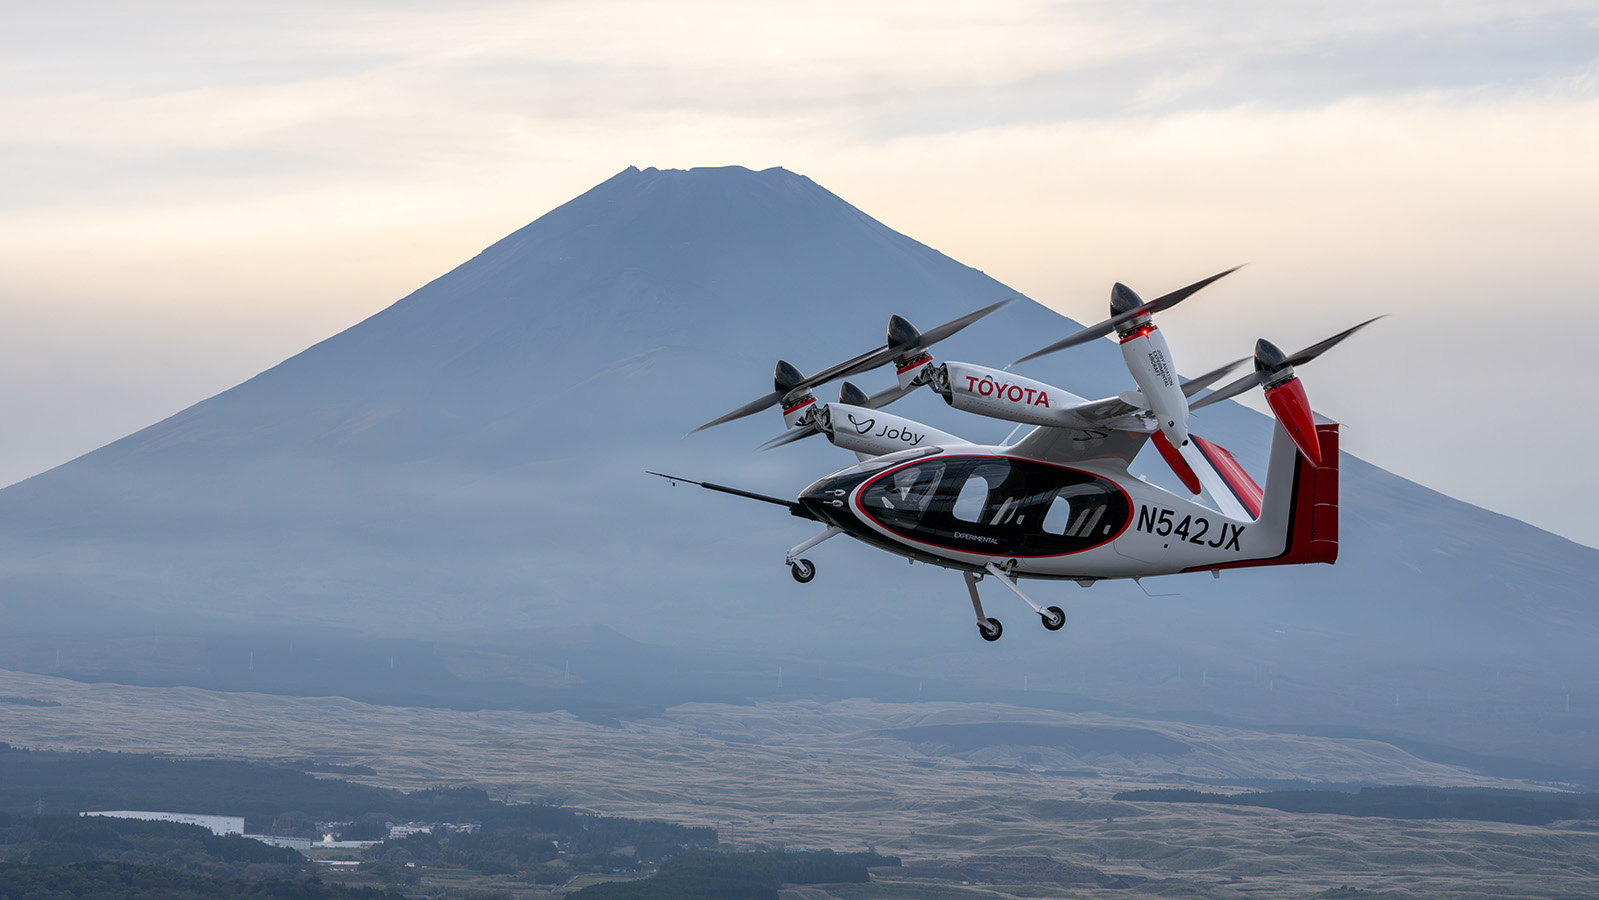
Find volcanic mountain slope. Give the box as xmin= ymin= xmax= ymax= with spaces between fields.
xmin=0 ymin=166 xmax=1071 ymax=637
xmin=0 ymin=166 xmax=1593 ymax=764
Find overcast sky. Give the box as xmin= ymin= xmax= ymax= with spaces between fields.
xmin=2 ymin=0 xmax=1596 ymax=546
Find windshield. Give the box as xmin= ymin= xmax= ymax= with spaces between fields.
xmin=858 ymin=455 xmax=1130 ymax=556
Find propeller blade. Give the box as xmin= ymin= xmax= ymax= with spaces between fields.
xmin=1284 ymin=315 xmax=1386 ymax=367
xmin=1188 ymin=371 xmax=1266 ymax=411
xmin=1137 ymin=265 xmax=1244 ymax=319
xmin=691 ymin=390 xmax=783 ymax=433
xmin=1189 ymin=316 xmax=1383 ymax=412
xmin=693 ymin=347 xmax=893 ymax=433
xmin=1011 ymin=266 xmax=1243 ymax=367
xmin=862 ymin=381 xmax=918 ymax=409
xmin=758 ymin=424 xmax=820 ymax=451
xmin=1009 ymin=320 xmax=1118 ymax=365
xmin=913 ymin=297 xmax=1015 ymax=347
xmin=1180 ymin=357 xmax=1249 ymax=398
xmin=795 ymin=344 xmax=901 ymax=391
xmin=810 ymin=298 xmax=1013 ymax=386
xmin=696 ymin=298 xmax=1013 ymax=434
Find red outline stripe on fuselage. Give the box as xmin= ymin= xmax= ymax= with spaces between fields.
xmin=851 ymin=453 xmax=1134 ymax=560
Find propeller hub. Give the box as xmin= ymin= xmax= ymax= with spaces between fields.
xmin=838 ymin=381 xmax=869 ymax=406
xmin=887 ymin=314 xmax=922 ymax=350
xmin=1254 ymin=339 xmax=1295 ymax=388
xmin=773 ymin=359 xmax=805 ymax=393
xmin=1110 ymin=283 xmax=1153 ymax=335
xmin=1110 ymin=283 xmax=1145 ymax=316
xmin=1254 ymin=339 xmax=1287 ymax=372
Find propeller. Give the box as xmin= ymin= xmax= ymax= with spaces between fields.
xmin=1189 ymin=316 xmax=1385 ymax=411
xmin=1011 ymin=266 xmax=1243 ymax=367
xmin=692 ymin=297 xmax=1012 ymax=433
xmin=1191 ymin=315 xmax=1384 ymax=467
xmin=758 ymin=380 xmax=919 ymax=450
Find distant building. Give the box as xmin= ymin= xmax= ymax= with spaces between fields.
xmin=81 ymin=810 xmax=244 ymax=836
xmin=388 ymin=824 xmax=433 ymax=839
xmin=247 ymin=834 xmax=313 ymax=850
xmin=315 ymin=834 xmax=380 ymax=849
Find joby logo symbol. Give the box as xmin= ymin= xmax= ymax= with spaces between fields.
xmin=848 ymin=414 xmax=876 ymax=435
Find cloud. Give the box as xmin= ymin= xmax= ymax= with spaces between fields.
xmin=0 ymin=0 xmax=1596 ymax=543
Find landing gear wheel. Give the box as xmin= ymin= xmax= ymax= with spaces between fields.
xmin=1041 ymin=606 xmax=1066 ymax=631
xmin=789 ymin=559 xmax=816 ymax=583
xmin=978 ymin=617 xmax=1003 ymax=642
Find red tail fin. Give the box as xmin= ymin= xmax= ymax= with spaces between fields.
xmin=1186 ymin=418 xmax=1338 ymax=572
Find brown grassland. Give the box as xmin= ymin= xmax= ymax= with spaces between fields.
xmin=2 ymin=667 xmax=1596 ymax=899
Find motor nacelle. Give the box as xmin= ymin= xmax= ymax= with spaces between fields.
xmin=774 ymin=359 xmax=818 ymax=429
xmin=931 ymin=362 xmax=1090 ymax=428
xmin=1117 ymin=319 xmax=1189 ymax=448
xmin=813 ymin=402 xmax=958 ymax=457
xmin=887 ymin=314 xmax=937 ymax=390
xmin=1255 ymin=339 xmax=1321 ymax=467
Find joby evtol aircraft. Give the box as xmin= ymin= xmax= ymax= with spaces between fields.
xmin=655 ymin=268 xmax=1381 ymax=641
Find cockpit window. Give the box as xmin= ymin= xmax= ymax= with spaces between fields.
xmin=860 ymin=461 xmax=945 ymax=530
xmin=1042 ymin=484 xmax=1113 ymax=539
xmin=859 ymin=455 xmax=1130 ymax=556
xmin=951 ymin=461 xmax=1007 ymax=523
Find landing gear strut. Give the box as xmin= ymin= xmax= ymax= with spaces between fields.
xmin=786 ymin=526 xmax=840 ymax=585
xmin=964 ymin=571 xmax=1002 ymax=641
xmin=963 ymin=563 xmax=1067 ymax=641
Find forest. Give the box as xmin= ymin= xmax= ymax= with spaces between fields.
xmin=0 ymin=741 xmax=723 ymax=893
xmin=0 ymin=861 xmax=403 ymax=900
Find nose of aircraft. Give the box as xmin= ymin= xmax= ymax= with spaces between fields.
xmin=798 ymin=472 xmax=863 ymax=522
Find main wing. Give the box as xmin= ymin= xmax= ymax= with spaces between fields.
xmin=1008 ymin=421 xmax=1154 ymax=469
xmin=1006 ymin=357 xmax=1246 ymax=469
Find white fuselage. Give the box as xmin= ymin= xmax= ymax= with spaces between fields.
xmin=798 ymin=435 xmax=1300 ymax=581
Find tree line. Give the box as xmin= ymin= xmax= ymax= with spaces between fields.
xmin=0 ymin=861 xmax=403 ymax=900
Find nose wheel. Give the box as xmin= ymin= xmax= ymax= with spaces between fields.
xmin=789 ymin=559 xmax=816 ymax=583
xmin=785 ymin=526 xmax=840 ymax=586
xmin=978 ymin=617 xmax=1003 ymax=642
xmin=1041 ymin=606 xmax=1066 ymax=631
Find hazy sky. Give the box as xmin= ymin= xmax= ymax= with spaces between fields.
xmin=2 ymin=1 xmax=1596 ymax=545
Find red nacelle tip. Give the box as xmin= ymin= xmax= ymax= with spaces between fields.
xmin=1265 ymin=377 xmax=1321 ymax=467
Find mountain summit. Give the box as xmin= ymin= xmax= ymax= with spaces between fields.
xmin=0 ymin=166 xmax=1594 ymax=765
xmin=0 ymin=165 xmax=1058 ymax=635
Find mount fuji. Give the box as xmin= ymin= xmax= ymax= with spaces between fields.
xmin=0 ymin=166 xmax=1594 ymax=768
